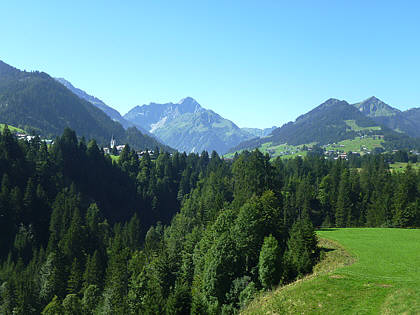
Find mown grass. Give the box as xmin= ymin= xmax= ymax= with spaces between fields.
xmin=242 ymin=228 xmax=420 ymax=314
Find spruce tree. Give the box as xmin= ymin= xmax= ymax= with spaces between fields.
xmin=258 ymin=235 xmax=281 ymax=289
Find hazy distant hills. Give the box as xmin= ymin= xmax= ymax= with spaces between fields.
xmin=124 ymin=97 xmax=256 ymax=153
xmin=241 ymin=126 xmax=277 ymax=138
xmin=0 ymin=60 xmax=169 ymax=150
xmin=231 ymin=97 xmax=420 ymax=153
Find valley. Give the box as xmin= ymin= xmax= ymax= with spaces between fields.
xmin=2 ymin=3 xmax=420 ymax=314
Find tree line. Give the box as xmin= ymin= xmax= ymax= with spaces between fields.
xmin=0 ymin=126 xmax=418 ymax=314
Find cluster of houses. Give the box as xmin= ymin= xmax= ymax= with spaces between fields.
xmin=15 ymin=132 xmax=54 ymax=145
xmin=103 ymin=136 xmax=156 ymax=158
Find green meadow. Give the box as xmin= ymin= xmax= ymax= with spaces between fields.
xmin=389 ymin=162 xmax=420 ymax=172
xmin=323 ymin=136 xmax=384 ymax=153
xmin=0 ymin=123 xmax=25 ymax=134
xmin=243 ymin=228 xmax=420 ymax=314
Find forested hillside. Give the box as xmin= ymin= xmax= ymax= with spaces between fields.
xmin=0 ymin=60 xmax=167 ymax=151
xmin=0 ymin=126 xmax=419 ymax=314
xmin=231 ymin=98 xmax=420 ymax=154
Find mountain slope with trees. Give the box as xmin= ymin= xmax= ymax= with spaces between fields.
xmin=55 ymin=78 xmax=139 ymax=131
xmin=0 ymin=125 xmax=418 ymax=314
xmin=0 ymin=60 xmax=168 ymax=150
xmin=230 ymin=98 xmax=420 ymax=154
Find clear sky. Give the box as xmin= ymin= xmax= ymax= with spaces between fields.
xmin=1 ymin=1 xmax=419 ymax=128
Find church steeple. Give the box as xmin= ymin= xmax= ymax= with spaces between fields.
xmin=110 ymin=135 xmax=116 ymax=149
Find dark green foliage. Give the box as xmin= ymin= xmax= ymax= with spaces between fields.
xmin=41 ymin=296 xmax=63 ymax=315
xmin=202 ymin=232 xmax=240 ymax=306
xmin=165 ymin=282 xmax=191 ymax=315
xmin=67 ymin=258 xmax=83 ymax=295
xmin=39 ymin=250 xmax=67 ymax=303
xmin=0 ymin=124 xmax=418 ymax=314
xmin=284 ymin=218 xmax=319 ymax=281
xmin=62 ymin=294 xmax=82 ymax=315
xmin=258 ymin=235 xmax=282 ymax=289
xmin=81 ymin=284 xmax=100 ymax=314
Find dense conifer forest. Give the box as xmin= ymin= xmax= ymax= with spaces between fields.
xmin=0 ymin=126 xmax=419 ymax=314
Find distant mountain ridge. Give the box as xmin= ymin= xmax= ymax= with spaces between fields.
xmin=0 ymin=60 xmax=170 ymax=151
xmin=230 ymin=97 xmax=420 ymax=153
xmin=55 ymin=78 xmax=140 ymax=131
xmin=352 ymin=97 xmax=420 ymax=138
xmin=353 ymin=96 xmax=400 ymax=117
xmin=124 ymin=97 xmax=202 ymax=132
xmin=241 ymin=126 xmax=277 ymax=138
xmin=124 ymin=97 xmax=255 ymax=153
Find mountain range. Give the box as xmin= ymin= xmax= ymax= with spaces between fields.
xmin=0 ymin=60 xmax=168 ymax=151
xmin=57 ymin=80 xmax=272 ymax=154
xmin=231 ymin=97 xmax=420 ymax=154
xmin=123 ymin=97 xmax=256 ymax=154
xmin=353 ymin=96 xmax=420 ymax=138
xmin=0 ymin=59 xmax=419 ymax=155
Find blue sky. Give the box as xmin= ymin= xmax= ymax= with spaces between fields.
xmin=1 ymin=1 xmax=419 ymax=128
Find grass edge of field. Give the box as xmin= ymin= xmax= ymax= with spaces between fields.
xmin=241 ymin=236 xmax=356 ymax=314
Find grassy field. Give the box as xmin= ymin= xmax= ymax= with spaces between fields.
xmin=0 ymin=123 xmax=25 ymax=134
xmin=389 ymin=162 xmax=420 ymax=172
xmin=344 ymin=120 xmax=381 ymax=132
xmin=243 ymin=228 xmax=420 ymax=314
xmin=225 ymin=135 xmax=384 ymax=160
xmin=324 ymin=136 xmax=384 ymax=153
xmin=224 ymin=142 xmax=310 ymax=160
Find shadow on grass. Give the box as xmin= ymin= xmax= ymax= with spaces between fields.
xmin=319 ymin=247 xmax=335 ymax=253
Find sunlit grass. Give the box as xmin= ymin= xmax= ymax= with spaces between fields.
xmin=0 ymin=123 xmax=25 ymax=134
xmin=242 ymin=228 xmax=420 ymax=314
xmin=389 ymin=162 xmax=420 ymax=172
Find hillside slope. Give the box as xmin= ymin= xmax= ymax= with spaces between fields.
xmin=232 ymin=99 xmax=384 ymax=151
xmin=55 ymin=78 xmax=140 ymax=131
xmin=243 ymin=228 xmax=420 ymax=314
xmin=230 ymin=98 xmax=420 ymax=154
xmin=0 ymin=60 xmax=168 ymax=150
xmin=124 ymin=97 xmax=255 ymax=153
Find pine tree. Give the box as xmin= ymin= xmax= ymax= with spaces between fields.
xmin=283 ymin=218 xmax=319 ymax=282
xmin=61 ymin=208 xmax=85 ymax=260
xmin=81 ymin=285 xmax=100 ymax=314
xmin=336 ymin=169 xmax=351 ymax=227
xmin=39 ymin=250 xmax=67 ymax=303
xmin=258 ymin=235 xmax=281 ymax=289
xmin=67 ymin=258 xmax=83 ymax=295
xmin=82 ymin=250 xmax=104 ymax=289
xmin=62 ymin=294 xmax=82 ymax=315
xmin=41 ymin=296 xmax=64 ymax=315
